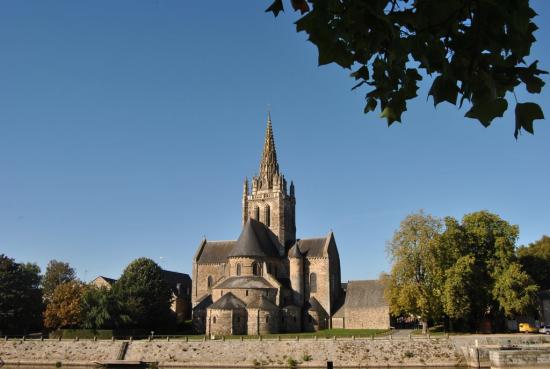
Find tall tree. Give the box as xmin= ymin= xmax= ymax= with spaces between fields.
xmin=111 ymin=258 xmax=173 ymax=329
xmin=0 ymin=255 xmax=43 ymax=333
xmin=42 ymin=260 xmax=76 ymax=301
xmin=81 ymin=286 xmax=130 ymax=329
xmin=517 ymin=235 xmax=550 ymax=290
xmin=266 ymin=0 xmax=546 ymax=138
xmin=44 ymin=280 xmax=85 ymax=329
xmin=385 ymin=211 xmax=443 ymax=333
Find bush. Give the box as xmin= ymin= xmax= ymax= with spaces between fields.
xmin=287 ymin=357 xmax=298 ymax=368
xmin=302 ymin=353 xmax=312 ymax=362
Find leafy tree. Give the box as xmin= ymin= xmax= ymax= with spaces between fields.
xmin=437 ymin=211 xmax=537 ymax=329
xmin=517 ymin=235 xmax=550 ymax=290
xmin=493 ymin=262 xmax=538 ymax=317
xmin=111 ymin=258 xmax=173 ymax=329
xmin=0 ymin=255 xmax=43 ymax=333
xmin=266 ymin=0 xmax=546 ymax=138
xmin=385 ymin=211 xmax=443 ymax=333
xmin=42 ymin=260 xmax=76 ymax=301
xmin=442 ymin=254 xmax=475 ymax=320
xmin=44 ymin=280 xmax=85 ymax=329
xmin=81 ymin=286 xmax=130 ymax=329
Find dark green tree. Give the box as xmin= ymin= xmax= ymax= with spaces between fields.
xmin=112 ymin=258 xmax=173 ymax=329
xmin=42 ymin=260 xmax=76 ymax=301
xmin=518 ymin=235 xmax=550 ymax=290
xmin=0 ymin=255 xmax=43 ymax=333
xmin=81 ymin=286 xmax=130 ymax=329
xmin=266 ymin=0 xmax=546 ymax=138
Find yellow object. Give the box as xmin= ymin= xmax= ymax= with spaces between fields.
xmin=519 ymin=323 xmax=538 ymax=333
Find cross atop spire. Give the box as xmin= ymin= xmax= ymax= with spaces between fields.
xmin=258 ymin=112 xmax=279 ymax=188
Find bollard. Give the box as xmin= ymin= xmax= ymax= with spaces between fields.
xmin=94 ymin=336 xmax=97 ymax=342
xmin=278 ymin=336 xmax=281 ymax=341
xmin=409 ymin=333 xmax=412 ymax=340
xmin=352 ymin=335 xmax=355 ymax=341
xmin=315 ymin=336 xmax=318 ymax=341
xmin=41 ymin=337 xmax=44 ymax=342
xmin=241 ymin=336 xmax=243 ymax=341
xmin=390 ymin=334 xmax=392 ymax=340
xmin=130 ymin=336 xmax=133 ymax=342
xmin=58 ymin=337 xmax=62 ymax=342
xmin=259 ymin=335 xmax=262 ymax=341
xmin=371 ymin=334 xmax=374 ymax=341
xmin=185 ymin=336 xmax=188 ymax=342
xmin=148 ymin=336 xmax=152 ymax=342
xmin=4 ymin=336 xmax=7 ymax=341
xmin=203 ymin=336 xmax=206 ymax=342
xmin=222 ymin=336 xmax=225 ymax=341
xmin=167 ymin=336 xmax=170 ymax=342
xmin=112 ymin=337 xmax=115 ymax=342
xmin=23 ymin=336 xmax=26 ymax=341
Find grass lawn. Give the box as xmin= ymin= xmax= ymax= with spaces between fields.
xmin=213 ymin=328 xmax=389 ymax=340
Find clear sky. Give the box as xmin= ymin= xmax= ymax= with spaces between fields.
xmin=0 ymin=1 xmax=549 ymax=282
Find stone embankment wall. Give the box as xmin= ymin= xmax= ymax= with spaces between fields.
xmin=1 ymin=335 xmax=550 ymax=368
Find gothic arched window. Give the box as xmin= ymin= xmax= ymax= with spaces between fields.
xmin=236 ymin=263 xmax=242 ymax=276
xmin=310 ymin=273 xmax=317 ymax=293
xmin=254 ymin=206 xmax=260 ymax=220
xmin=207 ymin=275 xmax=213 ymax=288
xmin=265 ymin=205 xmax=271 ymax=227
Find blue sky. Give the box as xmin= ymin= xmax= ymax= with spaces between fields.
xmin=0 ymin=1 xmax=549 ymax=282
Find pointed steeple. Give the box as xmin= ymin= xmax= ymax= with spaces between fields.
xmin=258 ymin=112 xmax=279 ymax=190
xmin=242 ymin=177 xmax=249 ymax=225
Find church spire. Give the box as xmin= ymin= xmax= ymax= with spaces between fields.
xmin=258 ymin=112 xmax=279 ymax=189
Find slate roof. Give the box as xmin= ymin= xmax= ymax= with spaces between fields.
xmin=214 ymin=276 xmax=275 ymax=290
xmin=288 ymin=243 xmax=303 ymax=258
xmin=306 ymin=296 xmax=326 ymax=313
xmin=297 ymin=237 xmax=327 ymax=257
xmin=209 ymin=292 xmax=246 ymax=310
xmin=161 ymin=270 xmax=192 ymax=297
xmin=193 ymin=294 xmax=213 ymax=310
xmin=229 ymin=218 xmax=282 ymax=258
xmin=197 ymin=240 xmax=236 ymax=263
xmin=335 ymin=280 xmax=387 ymax=316
xmin=247 ymin=295 xmax=279 ymax=310
xmin=94 ymin=276 xmax=116 ymax=286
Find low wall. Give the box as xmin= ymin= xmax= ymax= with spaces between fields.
xmin=490 ymin=349 xmax=550 ymax=368
xmin=1 ymin=334 xmax=550 ymax=368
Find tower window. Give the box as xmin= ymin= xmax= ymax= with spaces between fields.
xmin=310 ymin=273 xmax=317 ymax=293
xmin=236 ymin=263 xmax=241 ymax=276
xmin=213 ymin=317 xmax=217 ymax=324
xmin=252 ymin=262 xmax=261 ymax=276
xmin=265 ymin=205 xmax=271 ymax=227
xmin=266 ymin=316 xmax=269 ymax=323
xmin=254 ymin=206 xmax=260 ymax=220
xmin=207 ymin=275 xmax=213 ymax=288
xmin=246 ymin=290 xmax=249 ymax=296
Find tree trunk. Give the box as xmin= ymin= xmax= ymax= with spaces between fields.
xmin=421 ymin=319 xmax=428 ymax=334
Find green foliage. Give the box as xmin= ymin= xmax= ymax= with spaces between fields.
xmin=286 ymin=357 xmax=298 ymax=368
xmin=442 ymin=255 xmax=475 ymax=319
xmin=302 ymin=353 xmax=312 ymax=362
xmin=518 ymin=235 xmax=550 ymax=290
xmin=111 ymin=258 xmax=174 ymax=329
xmin=385 ymin=211 xmax=443 ymax=328
xmin=42 ymin=260 xmax=76 ymax=301
xmin=81 ymin=286 xmax=130 ymax=329
xmin=267 ymin=0 xmax=547 ymax=137
xmin=493 ymin=262 xmax=539 ymax=317
xmin=0 ymin=254 xmax=43 ymax=332
xmin=386 ymin=210 xmax=539 ymax=331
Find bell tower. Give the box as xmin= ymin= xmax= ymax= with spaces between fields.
xmin=242 ymin=113 xmax=296 ymax=248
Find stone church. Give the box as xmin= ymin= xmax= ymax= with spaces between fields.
xmin=192 ymin=115 xmax=389 ymax=335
